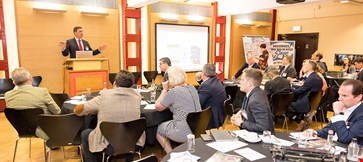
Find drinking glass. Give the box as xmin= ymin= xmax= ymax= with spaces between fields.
xmin=263 ymin=130 xmax=271 ymax=144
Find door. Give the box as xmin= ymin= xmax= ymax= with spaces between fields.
xmin=278 ymin=33 xmax=319 ymax=74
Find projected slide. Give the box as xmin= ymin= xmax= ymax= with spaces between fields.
xmin=156 ymin=24 xmax=209 ymax=72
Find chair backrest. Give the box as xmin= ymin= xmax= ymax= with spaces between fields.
xmin=4 ymin=108 xmax=44 ymax=137
xmin=271 ymin=92 xmax=295 ymax=116
xmin=100 ymin=118 xmax=146 ymax=156
xmin=37 ymin=113 xmax=85 ymax=147
xmin=223 ymin=95 xmax=234 ymax=119
xmin=187 ymin=107 xmax=212 ymax=138
xmin=225 ymin=85 xmax=238 ymax=103
xmin=0 ymin=78 xmax=15 ymax=94
xmin=308 ymin=91 xmax=323 ymax=113
xmin=132 ymin=154 xmax=158 ymax=162
xmin=32 ymin=76 xmax=42 ymax=87
xmin=50 ymin=93 xmax=70 ymax=108
xmin=109 ymin=73 xmax=117 ymax=84
xmin=143 ymin=71 xmax=158 ymax=84
xmin=132 ymin=72 xmax=142 ymax=84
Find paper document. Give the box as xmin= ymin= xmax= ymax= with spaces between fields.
xmin=143 ymin=104 xmax=155 ymax=110
xmin=258 ymin=135 xmax=294 ymax=146
xmin=71 ymin=95 xmax=83 ymax=100
xmin=168 ymin=151 xmax=200 ymax=162
xmin=234 ymin=148 xmax=266 ymax=161
xmin=207 ymin=141 xmax=247 ymax=153
xmin=64 ymin=100 xmax=85 ymax=105
xmin=141 ymin=101 xmax=148 ymax=105
xmin=289 ymin=132 xmax=317 ymax=140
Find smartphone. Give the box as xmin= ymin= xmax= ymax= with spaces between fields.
xmin=200 ymin=134 xmax=213 ymax=142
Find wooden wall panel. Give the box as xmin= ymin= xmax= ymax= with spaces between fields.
xmin=15 ymin=1 xmax=120 ymax=93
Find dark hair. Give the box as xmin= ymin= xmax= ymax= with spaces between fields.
xmin=73 ymin=26 xmax=82 ymax=33
xmin=260 ymin=44 xmax=266 ymax=49
xmin=314 ymin=51 xmax=323 ymax=60
xmin=202 ymin=63 xmax=216 ymax=77
xmin=159 ymin=57 xmax=171 ymax=66
xmin=341 ymin=79 xmax=363 ymax=98
xmin=243 ymin=68 xmax=263 ymax=87
xmin=343 ymin=57 xmax=352 ymax=69
xmin=354 ymin=57 xmax=363 ymax=64
xmin=265 ymin=66 xmax=279 ymax=75
xmin=115 ymin=70 xmax=134 ymax=88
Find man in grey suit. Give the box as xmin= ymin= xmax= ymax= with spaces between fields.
xmin=230 ymin=68 xmax=274 ymax=133
xmin=60 ymin=26 xmax=106 ymax=58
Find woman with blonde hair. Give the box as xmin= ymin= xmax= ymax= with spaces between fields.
xmin=155 ymin=66 xmax=201 ymax=153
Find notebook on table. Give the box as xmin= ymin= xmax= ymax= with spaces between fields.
xmin=210 ymin=130 xmax=235 ymax=142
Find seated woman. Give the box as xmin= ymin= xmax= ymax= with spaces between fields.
xmin=341 ymin=57 xmax=356 ymax=74
xmin=155 ymin=66 xmax=202 ymax=153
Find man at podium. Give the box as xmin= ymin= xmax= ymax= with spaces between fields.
xmin=59 ymin=26 xmax=106 ymax=58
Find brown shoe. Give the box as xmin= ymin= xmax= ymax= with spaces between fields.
xmin=295 ymin=120 xmax=305 ymax=131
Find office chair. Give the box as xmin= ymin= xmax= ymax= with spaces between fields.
xmin=32 ymin=76 xmax=42 ymax=87
xmin=0 ymin=78 xmax=15 ymax=95
xmin=143 ymin=71 xmax=158 ymax=86
xmin=270 ymin=92 xmax=294 ymax=132
xmin=186 ymin=107 xmax=212 ymax=138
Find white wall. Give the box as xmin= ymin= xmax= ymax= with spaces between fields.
xmin=277 ymin=2 xmax=363 ymax=70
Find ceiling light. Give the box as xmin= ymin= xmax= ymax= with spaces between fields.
xmin=160 ymin=13 xmax=180 ymax=21
xmin=80 ymin=6 xmax=109 ymax=16
xmin=33 ymin=2 xmax=66 ymax=13
xmin=340 ymin=0 xmax=350 ymax=3
xmin=186 ymin=15 xmax=205 ymax=23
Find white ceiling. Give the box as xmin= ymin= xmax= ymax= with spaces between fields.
xmin=127 ymin=0 xmax=363 ymax=15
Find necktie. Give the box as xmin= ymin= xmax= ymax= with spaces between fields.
xmin=242 ymin=96 xmax=248 ymax=110
xmin=78 ymin=39 xmax=83 ymax=51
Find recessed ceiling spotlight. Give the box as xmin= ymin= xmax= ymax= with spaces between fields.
xmin=340 ymin=0 xmax=350 ymax=3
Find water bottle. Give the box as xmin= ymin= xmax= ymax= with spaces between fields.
xmin=326 ymin=130 xmax=334 ymax=147
xmin=347 ymin=138 xmax=359 ymax=161
xmin=150 ymin=79 xmax=156 ymax=103
xmin=187 ymin=134 xmax=195 ymax=153
xmin=103 ymin=81 xmax=107 ymax=90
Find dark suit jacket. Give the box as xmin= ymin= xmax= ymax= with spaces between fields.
xmin=62 ymin=38 xmax=101 ymax=58
xmin=291 ymin=72 xmax=322 ymax=113
xmin=279 ymin=64 xmax=297 ymax=78
xmin=264 ymin=76 xmax=292 ymax=96
xmin=239 ymin=87 xmax=275 ymax=133
xmin=358 ymin=70 xmax=363 ymax=82
xmin=198 ymin=76 xmax=226 ymax=129
xmin=234 ymin=63 xmax=259 ymax=78
xmin=317 ymin=104 xmax=363 ymax=145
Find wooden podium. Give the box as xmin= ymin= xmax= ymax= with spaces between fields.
xmin=63 ymin=58 xmax=108 ymax=97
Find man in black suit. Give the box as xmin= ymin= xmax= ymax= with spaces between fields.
xmin=354 ymin=58 xmax=363 ymax=82
xmin=60 ymin=26 xmax=106 ymax=58
xmin=288 ymin=60 xmax=323 ymax=130
xmin=265 ymin=66 xmax=292 ymax=96
xmin=233 ymin=56 xmax=259 ymax=79
xmin=230 ymin=68 xmax=274 ymax=133
xmin=279 ymin=55 xmax=297 ymax=80
xmin=197 ymin=63 xmax=226 ymax=129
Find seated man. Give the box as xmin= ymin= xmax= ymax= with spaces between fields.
xmin=233 ymin=56 xmax=259 ymax=79
xmin=287 ymin=60 xmax=323 ymax=131
xmin=354 ymin=58 xmax=363 ymax=82
xmin=304 ymin=80 xmax=363 ymax=145
xmin=74 ymin=70 xmax=145 ymax=162
xmin=196 ymin=63 xmax=226 ymax=129
xmin=230 ymin=68 xmax=274 ymax=133
xmin=265 ymin=66 xmax=292 ymax=96
xmin=5 ymin=67 xmax=61 ymax=140
xmin=279 ymin=55 xmax=297 ymax=80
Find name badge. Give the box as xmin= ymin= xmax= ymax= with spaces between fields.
xmin=282 ymin=73 xmax=287 ymax=77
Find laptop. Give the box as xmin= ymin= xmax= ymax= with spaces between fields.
xmin=210 ymin=130 xmax=235 ymax=142
xmin=76 ymin=51 xmax=93 ymax=58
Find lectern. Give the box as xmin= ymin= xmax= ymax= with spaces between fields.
xmin=63 ymin=58 xmax=108 ymax=97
